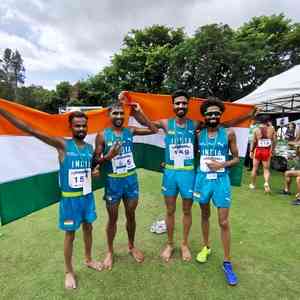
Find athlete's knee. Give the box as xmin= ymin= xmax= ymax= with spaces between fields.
xmin=182 ymin=204 xmax=192 ymax=216
xmin=65 ymin=231 xmax=75 ymax=242
xmin=82 ymin=223 xmax=92 ymax=233
xmin=201 ymin=207 xmax=210 ymax=220
xmin=166 ymin=205 xmax=176 ymax=216
xmin=296 ymin=176 xmax=300 ymax=185
xmin=218 ymin=217 xmax=229 ymax=229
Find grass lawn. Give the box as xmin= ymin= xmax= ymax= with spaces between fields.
xmin=1 ymin=169 xmax=300 ymax=300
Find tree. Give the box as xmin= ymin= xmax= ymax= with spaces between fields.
xmin=0 ymin=48 xmax=25 ymax=100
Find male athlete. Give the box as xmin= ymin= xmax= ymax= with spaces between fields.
xmin=0 ymin=108 xmax=102 ymax=289
xmin=193 ymin=97 xmax=239 ymax=286
xmin=94 ymin=102 xmax=157 ymax=270
xmin=250 ymin=115 xmax=276 ymax=193
xmin=152 ymin=90 xmax=196 ymax=262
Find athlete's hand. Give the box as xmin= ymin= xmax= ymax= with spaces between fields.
xmin=206 ymin=160 xmax=224 ymax=171
xmin=130 ymin=102 xmax=142 ymax=112
xmin=118 ymin=91 xmax=129 ymax=104
xmin=250 ymin=151 xmax=254 ymax=159
xmin=107 ymin=141 xmax=122 ymax=160
xmin=92 ymin=165 xmax=101 ymax=177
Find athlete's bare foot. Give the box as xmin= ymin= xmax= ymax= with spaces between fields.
xmin=85 ymin=260 xmax=103 ymax=271
xmin=65 ymin=272 xmax=76 ymax=289
xmin=103 ymin=252 xmax=113 ymax=270
xmin=129 ymin=247 xmax=144 ymax=263
xmin=181 ymin=243 xmax=192 ymax=262
xmin=160 ymin=244 xmax=174 ymax=262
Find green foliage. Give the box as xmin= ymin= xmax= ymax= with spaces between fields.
xmin=0 ymin=48 xmax=25 ymax=100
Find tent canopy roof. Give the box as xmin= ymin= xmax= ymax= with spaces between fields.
xmin=236 ymin=65 xmax=300 ymax=113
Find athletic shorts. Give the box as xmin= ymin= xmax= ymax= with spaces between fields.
xmin=193 ymin=172 xmax=231 ymax=208
xmin=254 ymin=147 xmax=271 ymax=161
xmin=104 ymin=173 xmax=139 ymax=205
xmin=59 ymin=192 xmax=97 ymax=231
xmin=162 ymin=169 xmax=195 ymax=199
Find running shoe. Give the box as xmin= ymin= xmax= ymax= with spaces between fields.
xmin=196 ymin=246 xmax=211 ymax=263
xmin=223 ymin=261 xmax=238 ymax=286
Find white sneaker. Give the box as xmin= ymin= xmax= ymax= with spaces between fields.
xmin=249 ymin=183 xmax=255 ymax=189
xmin=150 ymin=220 xmax=167 ymax=234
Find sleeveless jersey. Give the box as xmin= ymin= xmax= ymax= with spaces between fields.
xmin=103 ymin=127 xmax=136 ymax=176
xmin=164 ymin=118 xmax=195 ymax=170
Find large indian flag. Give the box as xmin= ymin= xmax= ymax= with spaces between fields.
xmin=0 ymin=92 xmax=253 ymax=225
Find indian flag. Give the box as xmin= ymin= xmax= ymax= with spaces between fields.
xmin=0 ymin=92 xmax=253 ymax=225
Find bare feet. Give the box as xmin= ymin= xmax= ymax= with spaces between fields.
xmin=65 ymin=272 xmax=76 ymax=289
xmin=181 ymin=243 xmax=192 ymax=262
xmin=160 ymin=244 xmax=174 ymax=262
xmin=129 ymin=247 xmax=144 ymax=263
xmin=103 ymin=252 xmax=113 ymax=270
xmin=85 ymin=260 xmax=103 ymax=271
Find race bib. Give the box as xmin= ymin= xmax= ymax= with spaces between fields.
xmin=83 ymin=170 xmax=92 ymax=195
xmin=169 ymin=143 xmax=194 ymax=168
xmin=69 ymin=169 xmax=88 ymax=189
xmin=258 ymin=139 xmax=272 ymax=147
xmin=112 ymin=152 xmax=136 ymax=174
xmin=200 ymin=155 xmax=226 ymax=173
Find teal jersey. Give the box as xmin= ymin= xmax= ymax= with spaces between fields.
xmin=59 ymin=139 xmax=93 ymax=193
xmin=103 ymin=127 xmax=136 ymax=175
xmin=164 ymin=118 xmax=195 ymax=169
xmin=198 ymin=126 xmax=229 ymax=176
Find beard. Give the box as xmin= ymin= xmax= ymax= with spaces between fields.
xmin=175 ymin=108 xmax=187 ymax=118
xmin=205 ymin=118 xmax=220 ymax=128
xmin=74 ymin=132 xmax=86 ymax=140
xmin=113 ymin=119 xmax=124 ymax=127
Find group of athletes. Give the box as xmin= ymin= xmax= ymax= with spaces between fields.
xmin=0 ymin=90 xmax=258 ymax=289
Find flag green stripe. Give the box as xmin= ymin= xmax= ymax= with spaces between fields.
xmin=0 ymin=143 xmax=244 ymax=225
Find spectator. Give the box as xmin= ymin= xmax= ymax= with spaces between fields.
xmin=244 ymin=119 xmax=258 ymax=171
xmin=284 ymin=122 xmax=296 ymax=142
xmin=281 ymin=146 xmax=300 ymax=205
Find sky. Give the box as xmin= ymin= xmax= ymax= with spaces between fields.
xmin=0 ymin=0 xmax=299 ymax=90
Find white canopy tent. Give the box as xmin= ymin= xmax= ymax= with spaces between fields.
xmin=236 ymin=65 xmax=300 ymax=113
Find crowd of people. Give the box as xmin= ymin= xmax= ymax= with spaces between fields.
xmin=245 ymin=114 xmax=300 ymax=205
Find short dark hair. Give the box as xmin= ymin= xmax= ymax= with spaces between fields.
xmin=108 ymin=102 xmax=124 ymax=112
xmin=68 ymin=111 xmax=88 ymax=124
xmin=171 ymin=90 xmax=189 ymax=103
xmin=200 ymin=96 xmax=225 ymax=116
xmin=256 ymin=114 xmax=271 ymax=124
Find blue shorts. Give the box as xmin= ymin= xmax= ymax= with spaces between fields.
xmin=193 ymin=172 xmax=231 ymax=208
xmin=162 ymin=169 xmax=195 ymax=199
xmin=59 ymin=192 xmax=97 ymax=231
xmin=104 ymin=173 xmax=139 ymax=205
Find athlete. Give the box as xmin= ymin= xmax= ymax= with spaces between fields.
xmin=250 ymin=115 xmax=276 ymax=193
xmin=193 ymin=97 xmax=239 ymax=286
xmin=94 ymin=102 xmax=158 ymax=270
xmin=0 ymin=108 xmax=102 ymax=289
xmin=152 ymin=90 xmax=196 ymax=262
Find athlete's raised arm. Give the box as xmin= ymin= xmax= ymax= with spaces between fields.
xmin=0 ymin=108 xmax=65 ymax=151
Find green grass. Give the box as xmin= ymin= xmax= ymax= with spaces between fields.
xmin=1 ymin=169 xmax=300 ymax=300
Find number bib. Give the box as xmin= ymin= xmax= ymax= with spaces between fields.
xmin=258 ymin=139 xmax=271 ymax=147
xmin=112 ymin=152 xmax=136 ymax=174
xmin=68 ymin=168 xmax=92 ymax=195
xmin=169 ymin=143 xmax=194 ymax=168
xmin=200 ymin=155 xmax=226 ymax=173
